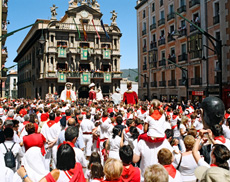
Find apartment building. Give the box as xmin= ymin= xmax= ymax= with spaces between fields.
xmin=136 ymin=0 xmax=228 ymax=102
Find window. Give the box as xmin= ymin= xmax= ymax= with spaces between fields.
xmin=170 ymin=25 xmax=174 ymax=33
xmin=194 ymin=66 xmax=200 ymax=78
xmin=161 ymin=29 xmax=165 ymax=36
xmin=161 ymin=50 xmax=165 ymax=59
xmin=144 ymin=57 xmax=147 ymax=65
xmin=169 ymin=4 xmax=174 ymax=13
xmin=170 ymin=47 xmax=175 ymax=56
xmin=143 ymin=10 xmax=146 ymax=18
xmin=214 ymin=2 xmax=219 ymax=16
xmin=143 ymin=39 xmax=147 ymax=48
xmin=160 ymin=10 xmax=165 ymax=19
xmin=180 ymin=0 xmax=185 ymax=6
xmin=181 ymin=20 xmax=186 ymax=27
xmin=162 ymin=71 xmax=165 ymax=81
xmin=181 ymin=43 xmax=186 ymax=54
xmin=152 ymin=16 xmax=156 ymax=24
xmin=215 ymin=31 xmax=220 ymax=47
xmin=51 ymin=35 xmax=54 ymax=42
xmin=71 ymin=36 xmax=74 ymax=43
xmin=114 ymin=39 xmax=117 ymax=47
xmin=171 ymin=70 xmax=175 ymax=80
xmin=143 ymin=22 xmax=146 ymax=31
xmin=160 ymin=0 xmax=164 ymax=7
xmin=152 ymin=34 xmax=156 ymax=42
xmin=152 ymin=3 xmax=155 ymax=12
xmin=96 ymin=37 xmax=99 ymax=44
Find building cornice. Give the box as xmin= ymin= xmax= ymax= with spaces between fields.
xmin=135 ymin=0 xmax=148 ymax=10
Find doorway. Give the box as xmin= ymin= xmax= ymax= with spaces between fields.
xmin=78 ymin=86 xmax=89 ymax=98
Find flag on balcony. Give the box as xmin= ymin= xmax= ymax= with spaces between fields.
xmin=58 ymin=47 xmax=67 ymax=58
xmin=92 ymin=19 xmax=100 ymax=40
xmin=81 ymin=72 xmax=91 ymax=85
xmin=100 ymin=19 xmax=110 ymax=40
xmin=104 ymin=72 xmax=111 ymax=83
xmin=81 ymin=48 xmax=88 ymax=60
xmin=73 ymin=18 xmax=81 ymax=41
xmin=103 ymin=49 xmax=111 ymax=59
xmin=81 ymin=20 xmax=87 ymax=41
xmin=58 ymin=73 xmax=66 ymax=83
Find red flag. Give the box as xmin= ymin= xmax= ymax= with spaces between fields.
xmin=81 ymin=20 xmax=87 ymax=41
xmin=92 ymin=19 xmax=100 ymax=40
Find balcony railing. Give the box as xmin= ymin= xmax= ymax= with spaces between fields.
xmin=213 ymin=15 xmax=220 ymax=25
xmin=151 ymin=81 xmax=157 ymax=87
xmin=179 ymin=79 xmax=186 ymax=86
xmin=158 ymin=38 xmax=165 ymax=46
xmin=168 ymin=35 xmax=175 ymax=42
xmin=143 ymin=47 xmax=147 ymax=52
xmin=150 ymin=23 xmax=156 ymax=30
xmin=177 ymin=5 xmax=186 ymax=14
xmin=168 ymin=80 xmax=177 ymax=86
xmin=142 ymin=29 xmax=146 ymax=36
xmin=150 ymin=61 xmax=157 ymax=68
xmin=191 ymin=77 xmax=202 ymax=85
xmin=143 ymin=64 xmax=147 ymax=70
xmin=190 ymin=50 xmax=202 ymax=59
xmin=158 ymin=18 xmax=165 ymax=26
xmin=168 ymin=57 xmax=176 ymax=65
xmin=167 ymin=12 xmax=175 ymax=21
xmin=179 ymin=28 xmax=187 ymax=37
xmin=150 ymin=42 xmax=157 ymax=49
xmin=178 ymin=53 xmax=188 ymax=62
xmin=159 ymin=81 xmax=166 ymax=87
xmin=190 ymin=25 xmax=198 ymax=33
xmin=189 ymin=0 xmax=200 ymax=8
xmin=159 ymin=59 xmax=166 ymax=66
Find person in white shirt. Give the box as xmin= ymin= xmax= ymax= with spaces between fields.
xmin=96 ymin=88 xmax=103 ymax=101
xmin=111 ymin=88 xmax=122 ymax=105
xmin=0 ymin=151 xmax=14 ymax=182
xmin=80 ymin=112 xmax=95 ymax=159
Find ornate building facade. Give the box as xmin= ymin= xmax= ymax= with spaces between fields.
xmin=14 ymin=1 xmax=122 ymax=99
xmin=136 ymin=0 xmax=229 ymax=102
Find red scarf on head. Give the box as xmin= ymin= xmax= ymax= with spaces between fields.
xmin=47 ymin=120 xmax=56 ymax=128
xmin=225 ymin=113 xmax=230 ymax=119
xmin=102 ymin=117 xmax=108 ymax=122
xmin=214 ymin=135 xmax=226 ymax=144
xmin=150 ymin=110 xmax=162 ymax=120
xmin=121 ymin=165 xmax=136 ymax=181
xmin=172 ymin=115 xmax=177 ymax=120
xmin=164 ymin=164 xmax=176 ymax=178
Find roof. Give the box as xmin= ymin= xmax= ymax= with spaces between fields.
xmin=135 ymin=0 xmax=148 ymax=10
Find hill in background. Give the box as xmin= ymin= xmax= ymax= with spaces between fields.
xmin=121 ymin=68 xmax=138 ymax=82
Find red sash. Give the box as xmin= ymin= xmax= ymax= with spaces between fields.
xmin=136 ymin=124 xmax=143 ymax=130
xmin=225 ymin=113 xmax=230 ymax=119
xmin=172 ymin=125 xmax=177 ymax=130
xmin=96 ymin=138 xmax=107 ymax=149
xmin=138 ymin=133 xmax=166 ymax=143
xmin=214 ymin=135 xmax=226 ymax=144
xmin=164 ymin=164 xmax=176 ymax=178
xmin=150 ymin=110 xmax=162 ymax=120
xmin=172 ymin=115 xmax=177 ymax=120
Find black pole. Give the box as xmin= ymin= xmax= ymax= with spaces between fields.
xmin=186 ymin=70 xmax=189 ymax=100
xmin=219 ymin=40 xmax=222 ymax=99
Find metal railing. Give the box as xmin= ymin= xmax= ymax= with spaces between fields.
xmin=177 ymin=5 xmax=186 ymax=14
xmin=150 ymin=42 xmax=157 ymax=49
xmin=167 ymin=12 xmax=175 ymax=21
xmin=189 ymin=0 xmax=200 ymax=8
xmin=159 ymin=59 xmax=166 ymax=66
xmin=178 ymin=53 xmax=188 ymax=62
xmin=168 ymin=57 xmax=176 ymax=64
xmin=150 ymin=23 xmax=156 ymax=30
xmin=158 ymin=18 xmax=165 ymax=26
xmin=191 ymin=77 xmax=202 ymax=85
xmin=151 ymin=81 xmax=157 ymax=87
xmin=158 ymin=39 xmax=165 ymax=46
xmin=142 ymin=29 xmax=147 ymax=36
xmin=159 ymin=81 xmax=166 ymax=87
xmin=168 ymin=80 xmax=177 ymax=86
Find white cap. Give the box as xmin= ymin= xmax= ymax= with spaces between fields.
xmin=89 ymin=83 xmax=95 ymax=88
xmin=116 ymin=88 xmax=120 ymax=92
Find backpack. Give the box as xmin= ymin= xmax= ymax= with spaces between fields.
xmin=3 ymin=142 xmax=16 ymax=168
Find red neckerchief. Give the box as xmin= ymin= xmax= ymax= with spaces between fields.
xmin=6 ymin=117 xmax=13 ymax=120
xmin=102 ymin=179 xmax=122 ymax=182
xmin=114 ymin=109 xmax=118 ymax=113
xmin=47 ymin=120 xmax=56 ymax=128
xmin=164 ymin=164 xmax=176 ymax=178
xmin=23 ymin=121 xmax=30 ymax=125
xmin=178 ymin=106 xmax=183 ymax=113
xmin=190 ymin=106 xmax=194 ymax=110
xmin=127 ymin=113 xmax=131 ymax=119
xmin=210 ymin=164 xmax=218 ymax=167
xmin=57 ymin=141 xmax=75 ymax=150
xmin=172 ymin=115 xmax=177 ymax=120
xmin=164 ymin=106 xmax=168 ymax=111
xmin=225 ymin=113 xmax=230 ymax=119
xmin=81 ymin=112 xmax=86 ymax=115
xmin=121 ymin=164 xmax=136 ymax=181
xmin=102 ymin=117 xmax=108 ymax=122
xmin=137 ymin=124 xmax=143 ymax=130
xmin=125 ymin=127 xmax=130 ymax=133
xmin=141 ymin=109 xmax=146 ymax=114
xmin=214 ymin=135 xmax=226 ymax=144
xmin=66 ymin=116 xmax=71 ymax=121
xmin=150 ymin=110 xmax=162 ymax=120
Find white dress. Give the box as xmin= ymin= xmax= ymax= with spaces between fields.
xmin=108 ymin=135 xmax=121 ymax=160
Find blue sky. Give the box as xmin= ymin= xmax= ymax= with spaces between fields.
xmin=5 ymin=0 xmax=137 ymax=70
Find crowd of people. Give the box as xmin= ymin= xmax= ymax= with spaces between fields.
xmin=0 ymin=82 xmax=230 ymax=182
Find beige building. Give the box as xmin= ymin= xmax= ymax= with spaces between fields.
xmin=14 ymin=1 xmax=122 ymax=99
xmin=136 ymin=0 xmax=229 ymax=102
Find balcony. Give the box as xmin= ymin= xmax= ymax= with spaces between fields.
xmin=190 ymin=50 xmax=202 ymax=60
xmin=177 ymin=5 xmax=186 ymax=14
xmin=158 ymin=38 xmax=165 ymax=46
xmin=142 ymin=29 xmax=147 ymax=36
xmin=179 ymin=28 xmax=187 ymax=37
xmin=150 ymin=42 xmax=157 ymax=49
xmin=158 ymin=18 xmax=165 ymax=26
xmin=189 ymin=0 xmax=200 ymax=8
xmin=179 ymin=79 xmax=186 ymax=86
xmin=150 ymin=61 xmax=157 ymax=68
xmin=190 ymin=25 xmax=198 ymax=33
xmin=159 ymin=59 xmax=166 ymax=66
xmin=178 ymin=53 xmax=188 ymax=62
xmin=213 ymin=15 xmax=220 ymax=25
xmin=151 ymin=81 xmax=157 ymax=87
xmin=168 ymin=35 xmax=175 ymax=42
xmin=143 ymin=47 xmax=147 ymax=52
xmin=214 ymin=76 xmax=219 ymax=84
xmin=143 ymin=64 xmax=147 ymax=70
xmin=167 ymin=12 xmax=175 ymax=21
xmin=191 ymin=77 xmax=202 ymax=85
xmin=150 ymin=23 xmax=156 ymax=30
xmin=159 ymin=81 xmax=166 ymax=87
xmin=168 ymin=57 xmax=176 ymax=65
xmin=168 ymin=80 xmax=177 ymax=87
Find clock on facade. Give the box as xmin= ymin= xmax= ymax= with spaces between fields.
xmin=81 ymin=10 xmax=89 ymax=18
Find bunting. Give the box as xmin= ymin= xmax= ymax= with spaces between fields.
xmin=73 ymin=18 xmax=81 ymax=41
xmin=100 ymin=19 xmax=110 ymax=40
xmin=92 ymin=19 xmax=100 ymax=40
xmin=81 ymin=20 xmax=88 ymax=41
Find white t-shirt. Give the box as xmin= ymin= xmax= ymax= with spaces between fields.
xmin=168 ymin=170 xmax=182 ymax=182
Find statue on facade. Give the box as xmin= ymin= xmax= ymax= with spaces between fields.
xmin=69 ymin=0 xmax=78 ymax=7
xmin=50 ymin=4 xmax=58 ymax=20
xmin=110 ymin=10 xmax=118 ymax=25
xmin=60 ymin=82 xmax=76 ymax=103
xmin=81 ymin=0 xmax=87 ymax=5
